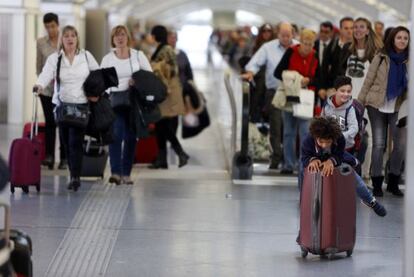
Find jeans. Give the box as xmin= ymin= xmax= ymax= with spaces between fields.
xmin=367 ymin=106 xmax=406 ymax=177
xmin=265 ymin=89 xmax=283 ymax=165
xmin=282 ymin=111 xmax=310 ymax=171
xmin=39 ymin=95 xmax=66 ymax=161
xmin=59 ymin=124 xmax=85 ymax=178
xmin=109 ymin=111 xmax=137 ymax=176
xmin=298 ymin=163 xmax=374 ymax=204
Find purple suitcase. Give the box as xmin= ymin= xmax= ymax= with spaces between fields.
xmin=8 ymin=92 xmax=41 ymax=194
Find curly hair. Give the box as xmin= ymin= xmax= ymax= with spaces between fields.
xmin=309 ymin=117 xmax=342 ymax=142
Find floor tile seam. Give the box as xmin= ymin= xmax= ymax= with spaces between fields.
xmin=114 ymin=227 xmax=300 ymax=235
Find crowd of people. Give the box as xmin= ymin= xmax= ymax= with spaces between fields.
xmin=35 ymin=13 xmax=202 ymax=191
xmin=214 ymin=17 xmax=408 ymax=202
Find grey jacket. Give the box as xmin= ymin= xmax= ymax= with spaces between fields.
xmin=321 ymin=96 xmax=359 ymax=149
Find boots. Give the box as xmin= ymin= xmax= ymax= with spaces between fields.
xmin=387 ymin=173 xmax=404 ymax=197
xmin=178 ymin=151 xmax=189 ymax=168
xmin=371 ymin=176 xmax=384 ymax=197
xmin=148 ymin=149 xmax=168 ymax=169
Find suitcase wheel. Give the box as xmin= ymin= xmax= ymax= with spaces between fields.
xmin=346 ymin=250 xmax=353 ymax=257
xmin=22 ymin=187 xmax=29 ymax=194
xmin=300 ymin=247 xmax=308 ymax=258
xmin=36 ymin=184 xmax=40 ymax=192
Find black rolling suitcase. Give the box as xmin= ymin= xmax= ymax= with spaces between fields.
xmin=80 ymin=138 xmax=108 ymax=178
xmin=9 ymin=229 xmax=33 ymax=277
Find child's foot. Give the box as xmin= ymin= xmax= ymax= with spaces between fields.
xmin=362 ymin=198 xmax=387 ymax=217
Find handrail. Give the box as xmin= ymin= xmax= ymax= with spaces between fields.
xmin=223 ymin=71 xmax=238 ymax=160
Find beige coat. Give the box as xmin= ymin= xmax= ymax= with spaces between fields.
xmin=358 ymin=53 xmax=407 ymax=111
xmin=151 ymin=45 xmax=185 ymax=117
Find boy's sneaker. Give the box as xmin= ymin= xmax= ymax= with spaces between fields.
xmin=362 ymin=198 xmax=387 ymax=217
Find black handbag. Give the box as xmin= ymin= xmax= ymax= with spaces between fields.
xmin=56 ymin=102 xmax=90 ymax=129
xmin=55 ymin=53 xmax=90 ymax=129
xmin=110 ymin=90 xmax=131 ymax=111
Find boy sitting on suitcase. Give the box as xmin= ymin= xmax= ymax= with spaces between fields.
xmin=300 ymin=117 xmax=386 ymax=217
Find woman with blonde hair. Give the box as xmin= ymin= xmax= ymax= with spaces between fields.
xmin=101 ymin=25 xmax=152 ymax=185
xmin=35 ymin=25 xmax=99 ymax=191
xmin=273 ymin=28 xmax=319 ymax=174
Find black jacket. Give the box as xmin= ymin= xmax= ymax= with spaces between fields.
xmin=301 ymin=134 xmax=358 ymax=167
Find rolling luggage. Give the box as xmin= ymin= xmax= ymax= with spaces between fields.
xmin=80 ymin=138 xmax=108 ymax=178
xmin=9 ymin=93 xmax=41 ymax=194
xmin=22 ymin=122 xmax=46 ymax=162
xmin=9 ymin=229 xmax=33 ymax=277
xmin=134 ymin=125 xmax=158 ymax=164
xmin=299 ymin=165 xmax=356 ymax=259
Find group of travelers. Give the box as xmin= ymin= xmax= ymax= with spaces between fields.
xmin=215 ymin=17 xmax=408 ymax=214
xmin=35 ymin=13 xmax=196 ymax=191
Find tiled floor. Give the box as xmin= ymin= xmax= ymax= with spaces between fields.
xmin=0 ymin=60 xmax=404 ymax=276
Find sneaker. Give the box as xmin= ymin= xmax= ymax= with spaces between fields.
xmin=362 ymin=199 xmax=387 ymax=217
xmin=122 ymin=176 xmax=133 ymax=185
xmin=109 ymin=174 xmax=121 ymax=185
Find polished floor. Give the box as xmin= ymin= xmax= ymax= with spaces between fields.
xmin=0 ymin=58 xmax=404 ymax=276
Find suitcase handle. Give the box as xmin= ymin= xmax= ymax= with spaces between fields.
xmin=30 ymin=90 xmax=39 ymax=140
xmin=0 ymin=202 xmax=10 ymax=248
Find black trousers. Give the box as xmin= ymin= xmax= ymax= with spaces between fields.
xmin=155 ymin=117 xmax=182 ymax=154
xmin=39 ymin=95 xmax=66 ymax=161
xmin=59 ymin=124 xmax=85 ymax=178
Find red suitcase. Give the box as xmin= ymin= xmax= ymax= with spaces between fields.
xmin=22 ymin=122 xmax=46 ymax=161
xmin=9 ymin=93 xmax=41 ymax=194
xmin=299 ymin=165 xmax=356 ymax=259
xmin=134 ymin=136 xmax=159 ymax=164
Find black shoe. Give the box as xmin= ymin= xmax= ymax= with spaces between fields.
xmin=41 ymin=156 xmax=54 ymax=170
xmin=269 ymin=161 xmax=280 ymax=170
xmin=58 ymin=160 xmax=68 ymax=170
xmin=68 ymin=177 xmax=80 ymax=191
xmin=387 ymin=173 xmax=404 ymax=197
xmin=280 ymin=169 xmax=293 ymax=175
xmin=371 ymin=176 xmax=384 ymax=197
xmin=109 ymin=174 xmax=121 ymax=185
xmin=148 ymin=162 xmax=168 ymax=169
xmin=178 ymin=152 xmax=189 ymax=168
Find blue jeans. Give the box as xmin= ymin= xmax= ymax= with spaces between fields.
xmin=282 ymin=111 xmax=310 ymax=171
xmin=298 ymin=163 xmax=374 ymax=204
xmin=109 ymin=111 xmax=136 ymax=176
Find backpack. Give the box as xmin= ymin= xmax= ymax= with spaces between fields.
xmin=345 ymin=99 xmax=366 ymax=150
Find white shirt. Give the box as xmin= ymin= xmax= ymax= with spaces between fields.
xmin=346 ymin=49 xmax=370 ymax=99
xmin=101 ymin=49 xmax=152 ymax=92
xmin=245 ymin=39 xmax=298 ymax=89
xmin=36 ymin=50 xmax=99 ymax=105
xmin=379 ymin=97 xmax=397 ymax=113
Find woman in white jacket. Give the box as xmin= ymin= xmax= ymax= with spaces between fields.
xmin=35 ymin=25 xmax=99 ymax=191
xmin=101 ymin=25 xmax=152 ymax=185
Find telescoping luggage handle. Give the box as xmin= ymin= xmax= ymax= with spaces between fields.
xmin=0 ymin=202 xmax=12 ymax=268
xmin=30 ymin=87 xmax=40 ymax=140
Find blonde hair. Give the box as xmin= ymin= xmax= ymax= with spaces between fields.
xmin=350 ymin=18 xmax=383 ymax=62
xmin=300 ymin=29 xmax=317 ymax=42
xmin=110 ymin=25 xmax=132 ymax=48
xmin=59 ymin=25 xmax=80 ymax=53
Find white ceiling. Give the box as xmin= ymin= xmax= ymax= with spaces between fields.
xmin=45 ymin=0 xmax=410 ymax=27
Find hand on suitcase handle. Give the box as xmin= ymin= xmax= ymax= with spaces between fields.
xmin=321 ymin=159 xmax=334 ymax=176
xmin=307 ymin=159 xmax=321 ymax=173
xmin=33 ymin=85 xmax=43 ymax=95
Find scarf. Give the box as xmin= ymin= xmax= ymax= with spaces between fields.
xmin=386 ymin=51 xmax=408 ymax=100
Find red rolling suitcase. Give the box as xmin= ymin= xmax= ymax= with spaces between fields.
xmin=134 ymin=136 xmax=159 ymax=164
xmin=9 ymin=93 xmax=41 ymax=194
xmin=299 ymin=165 xmax=356 ymax=259
xmin=134 ymin=124 xmax=159 ymax=164
xmin=22 ymin=122 xmax=46 ymax=162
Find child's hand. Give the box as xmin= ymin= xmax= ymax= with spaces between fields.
xmin=321 ymin=159 xmax=334 ymax=176
xmin=307 ymin=159 xmax=321 ymax=173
